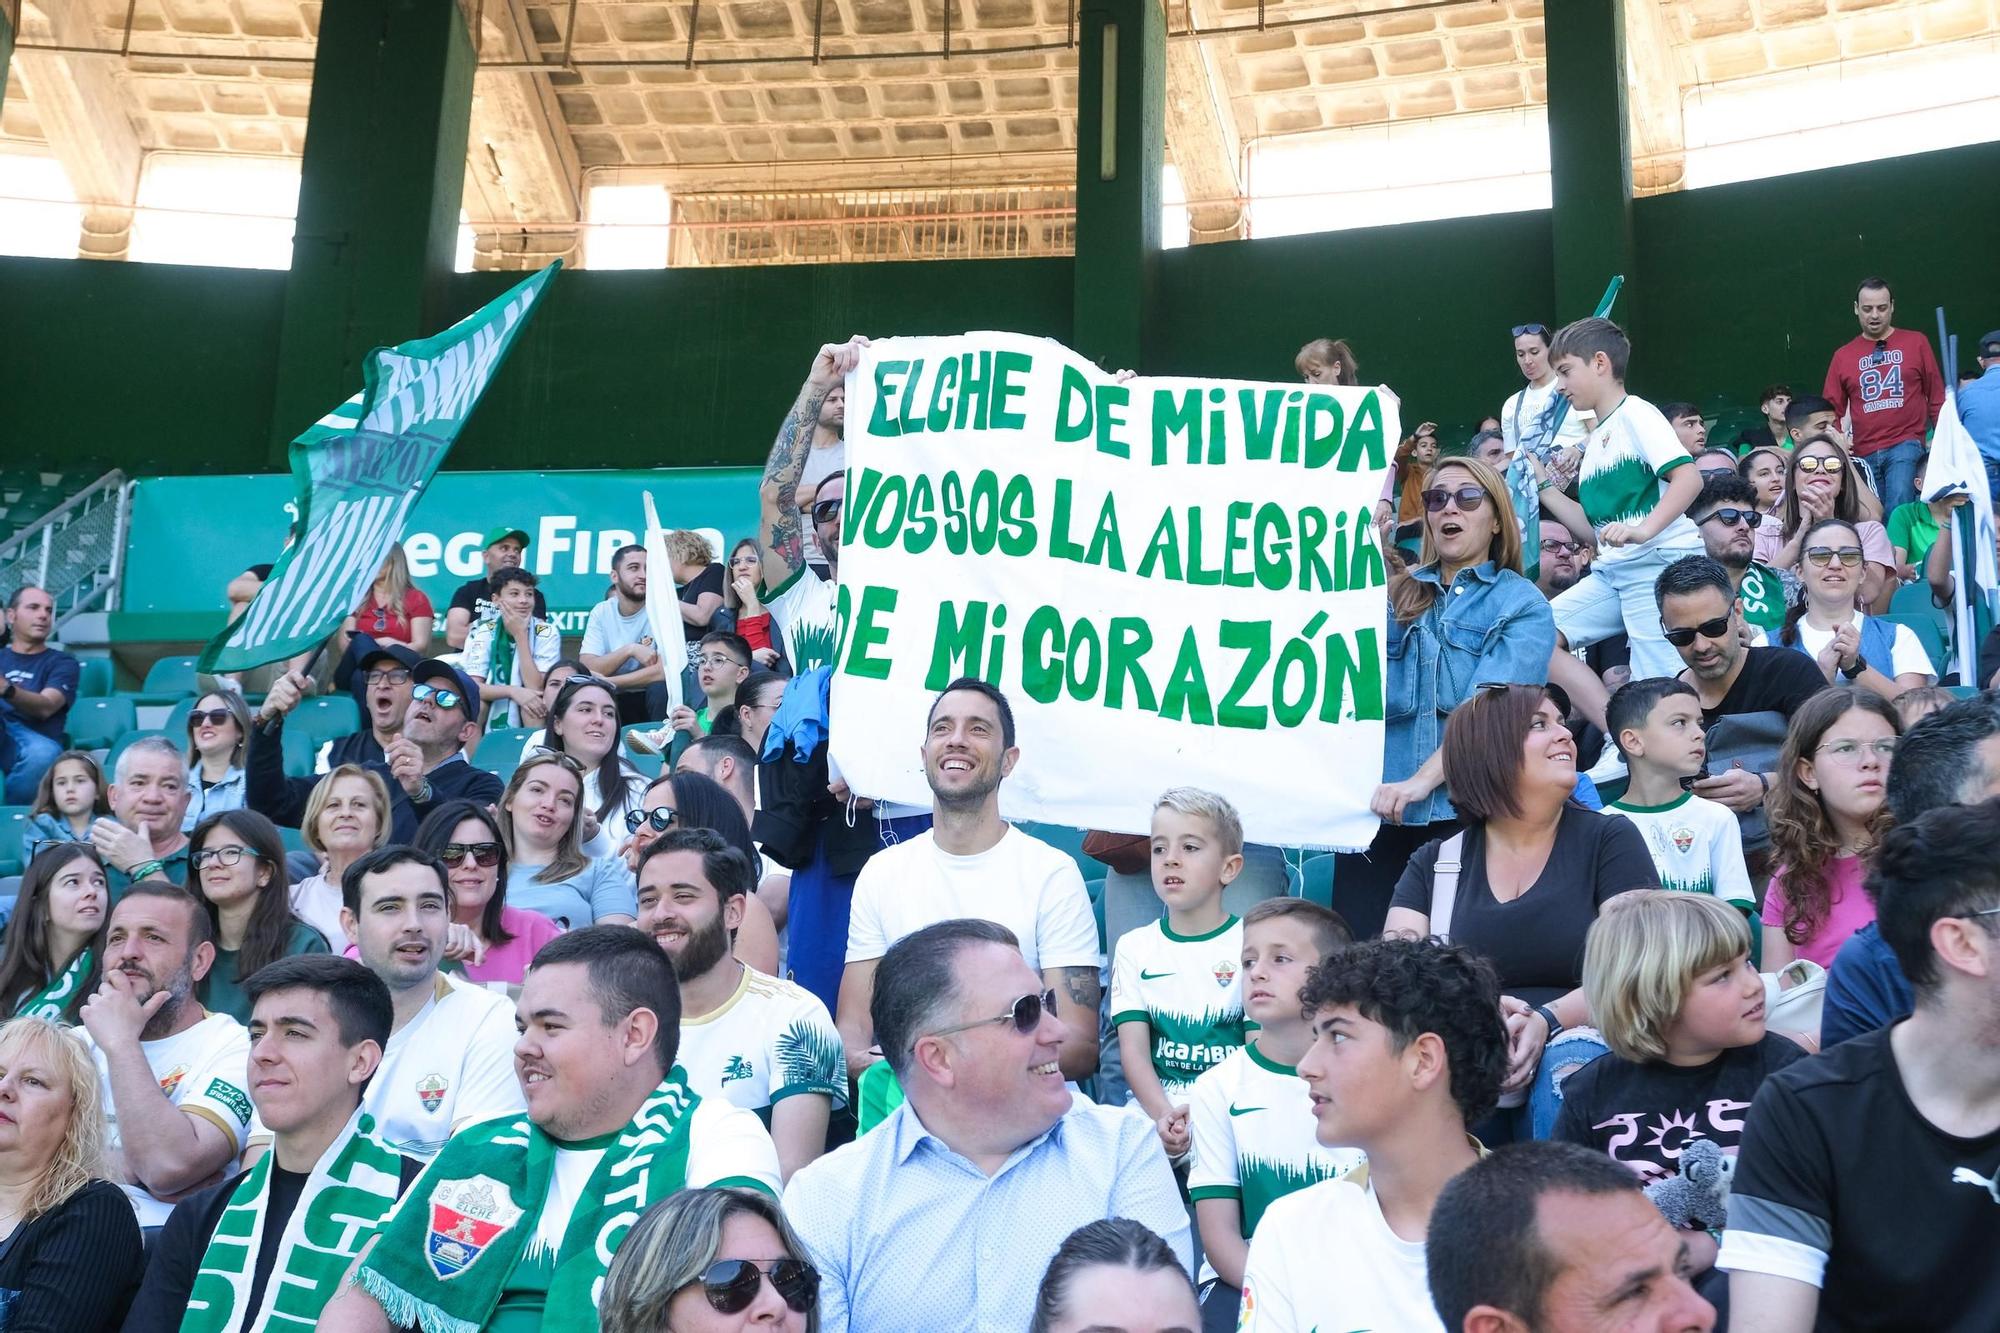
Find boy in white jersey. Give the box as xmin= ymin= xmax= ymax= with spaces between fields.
xmin=1603 ymin=678 xmax=1755 ymax=920
xmin=1112 ymin=787 xmax=1250 ymax=1158
xmin=1548 ymin=317 xmax=1706 ymax=682
xmin=340 ymin=845 xmax=524 ymax=1158
xmin=1187 ymin=898 xmax=1361 ymax=1329
xmin=1238 ymin=938 xmax=1508 ymax=1333
xmin=638 ymin=827 xmax=843 ymax=1182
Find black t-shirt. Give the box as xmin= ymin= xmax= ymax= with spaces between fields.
xmin=448 ymin=577 xmax=548 ymax=619
xmin=1552 ymin=1034 xmax=1806 ymax=1184
xmin=1696 ymin=646 xmax=1830 ymax=730
xmin=1389 ymin=805 xmax=1661 ymax=1005
xmin=1732 ymin=425 xmax=1779 ymax=452
xmin=1724 ymin=1025 xmax=2000 ymax=1330
xmin=678 ymin=562 xmax=726 ymax=630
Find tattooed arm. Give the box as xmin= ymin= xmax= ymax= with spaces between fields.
xmin=760 ymin=336 xmax=870 ymax=588
xmin=1046 ymin=964 xmax=1103 ymax=1081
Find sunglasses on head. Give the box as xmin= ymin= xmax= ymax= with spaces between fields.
xmin=1422 ymin=486 xmax=1488 ymax=514
xmin=694 ymin=1258 xmax=820 ymax=1315
xmin=438 ymin=842 xmax=502 ymax=868
xmin=1511 ymin=323 xmax=1550 ymax=339
xmin=1698 ymin=507 xmax=1763 ymax=529
xmin=929 ymin=988 xmax=1059 ymax=1039
xmin=522 ymin=745 xmax=586 ymax=773
xmin=1662 ymin=616 xmax=1734 ymax=648
xmin=1804 ymin=545 xmax=1864 ymax=568
xmin=411 ymin=682 xmax=465 ymax=712
xmin=186 ymin=708 xmax=235 ymax=730
xmin=811 ymin=497 xmax=843 ymax=525
xmin=1796 ymin=455 xmax=1846 ymax=476
xmin=626 ymin=807 xmax=677 ymax=834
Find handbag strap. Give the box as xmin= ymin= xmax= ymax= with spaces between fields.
xmin=1429 ymin=832 xmax=1466 ymax=943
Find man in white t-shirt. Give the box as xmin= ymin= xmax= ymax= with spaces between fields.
xmin=79 ymin=881 xmax=254 ymax=1228
xmin=579 ymin=543 xmax=664 ymax=723
xmin=836 ymin=678 xmax=1102 ymax=1081
xmin=638 ymin=827 xmax=843 ymax=1182
xmin=1238 ymin=938 xmax=1507 ymax=1333
xmin=341 ymin=845 xmax=523 ymax=1158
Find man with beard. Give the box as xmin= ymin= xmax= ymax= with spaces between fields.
xmin=1691 ymin=473 xmax=1789 ymax=638
xmin=248 ymin=660 xmax=502 ymax=842
xmin=79 ymin=880 xmax=253 ymax=1227
xmin=1536 ymin=518 xmax=1586 ymax=600
xmin=578 ymin=544 xmax=663 ymax=725
xmin=795 ymin=381 xmax=847 ymax=579
xmin=91 ymin=735 xmax=195 ymax=894
xmin=835 ymin=678 xmax=1101 ymax=1080
xmin=321 ymin=926 xmax=780 ymax=1333
xmin=342 ymin=845 xmax=522 ymax=1159
xmin=637 ymin=828 xmax=842 ymax=1182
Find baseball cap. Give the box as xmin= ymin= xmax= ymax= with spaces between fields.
xmin=482 ymin=525 xmax=531 ymax=551
xmin=1979 ymin=330 xmax=2000 ymax=359
xmin=335 ymin=634 xmax=421 ymax=694
xmin=413 ymin=659 xmax=482 ymax=721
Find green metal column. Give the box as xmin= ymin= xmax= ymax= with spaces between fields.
xmin=0 ymin=4 xmax=14 ymax=121
xmin=1072 ymin=0 xmax=1165 ymax=372
xmin=1544 ymin=0 xmax=1633 ymax=322
xmin=268 ymin=0 xmax=475 ymax=452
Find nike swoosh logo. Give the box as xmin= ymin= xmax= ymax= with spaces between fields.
xmin=1139 ymin=969 xmax=1174 ymax=980
xmin=1228 ymin=1104 xmax=1265 ymax=1117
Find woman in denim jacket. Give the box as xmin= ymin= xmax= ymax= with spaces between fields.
xmin=1333 ymin=456 xmax=1556 ymax=936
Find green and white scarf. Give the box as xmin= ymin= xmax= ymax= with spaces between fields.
xmin=182 ymin=1110 xmax=406 ymax=1333
xmin=356 ymin=1072 xmax=699 ymax=1333
xmin=15 ymin=948 xmax=93 ymax=1021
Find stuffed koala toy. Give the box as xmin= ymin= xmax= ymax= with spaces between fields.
xmin=1645 ymin=1137 xmax=1734 ymax=1232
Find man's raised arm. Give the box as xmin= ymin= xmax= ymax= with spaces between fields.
xmin=759 ymin=336 xmax=869 ymax=589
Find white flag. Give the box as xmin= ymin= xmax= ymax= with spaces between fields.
xmin=1920 ymin=392 xmax=1998 ymax=682
xmin=641 ymin=491 xmax=690 ymax=713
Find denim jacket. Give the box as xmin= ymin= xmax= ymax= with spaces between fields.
xmin=181 ymin=763 xmax=247 ymax=833
xmin=1384 ymin=561 xmax=1557 ymax=827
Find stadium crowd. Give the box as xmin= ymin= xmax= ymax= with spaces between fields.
xmin=0 ymin=289 xmax=1998 ymax=1333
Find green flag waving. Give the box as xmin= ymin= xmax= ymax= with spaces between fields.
xmin=199 ymin=263 xmax=559 ymax=673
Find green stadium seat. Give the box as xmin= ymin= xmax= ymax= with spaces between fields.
xmin=1017 ymin=821 xmax=1098 ymax=882
xmin=293 ymin=695 xmax=361 ymax=748
xmin=1883 ymin=613 xmax=1949 ymax=677
xmin=1891 ymin=581 xmax=1945 ymax=619
xmin=76 ymin=657 xmax=115 ymax=698
xmin=0 ymin=808 xmax=31 ymax=878
xmin=67 ymin=696 xmax=138 ymax=751
xmin=131 ymin=655 xmax=201 ymax=705
xmin=1300 ymin=853 xmax=1336 ymax=909
xmin=621 ymin=724 xmax=665 ymax=779
xmin=281 ymin=727 xmax=322 ymax=778
xmin=471 ymin=728 xmax=536 ymax=785
xmin=106 ymin=729 xmax=171 ymax=778
xmin=162 ymin=698 xmax=196 ymax=737
xmin=278 ymin=823 xmax=311 ymax=855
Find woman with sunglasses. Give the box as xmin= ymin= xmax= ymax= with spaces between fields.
xmin=289 ymin=764 xmax=392 ymax=946
xmin=414 ymin=800 xmax=560 ymax=988
xmin=497 ymin=752 xmax=637 ymax=930
xmin=601 ymin=1187 xmax=819 ymax=1333
xmin=0 ymin=844 xmax=106 ymax=1022
xmin=1737 ymin=446 xmax=1788 ymax=517
xmin=1758 ymin=436 xmax=1897 ymax=611
xmin=544 ymin=674 xmax=647 ymax=855
xmin=1776 ymin=517 xmax=1935 ymax=698
xmin=622 ymin=771 xmax=781 ymax=975
xmin=189 ymin=809 xmax=329 ymax=1023
xmin=1338 ymin=456 xmax=1556 ymax=939
xmin=180 ymin=690 xmax=251 ymax=833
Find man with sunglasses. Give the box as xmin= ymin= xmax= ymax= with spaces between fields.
xmin=1724 ymin=800 xmax=2000 ymax=1332
xmin=794 ymin=380 xmax=847 ymax=580
xmin=787 ymin=918 xmax=1190 ymax=1333
xmin=342 ymin=845 xmax=523 ymax=1160
xmin=1691 ymin=473 xmax=1790 ymax=637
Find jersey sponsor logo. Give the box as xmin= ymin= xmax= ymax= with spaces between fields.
xmin=1155 ymin=1036 xmax=1236 ymax=1067
xmin=1139 ymin=968 xmax=1175 ymax=981
xmin=1670 ymin=824 xmax=1695 ymax=854
xmin=1951 ymin=1165 xmax=2000 ymax=1204
xmin=1212 ymin=960 xmax=1238 ymax=989
xmin=721 ymin=1055 xmax=755 ymax=1086
xmin=205 ymin=1077 xmax=254 ymax=1127
xmin=158 ymin=1063 xmax=190 ymax=1097
xmin=1227 ymin=1103 xmax=1265 ymax=1117
xmin=417 ymin=1073 xmax=449 ymax=1113
xmin=426 ymin=1175 xmax=525 ymax=1280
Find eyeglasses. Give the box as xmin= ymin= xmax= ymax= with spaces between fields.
xmin=1815 ymin=738 xmax=1898 ymax=764
xmin=928 ymin=988 xmax=1058 ymax=1040
xmin=1803 ymin=546 xmax=1864 ymax=568
xmin=1541 ymin=539 xmax=1583 ymax=556
xmin=192 ymin=845 xmax=265 ymax=870
xmin=1510 ymin=323 xmax=1550 ymax=339
xmin=626 ymin=807 xmax=677 ymax=834
xmin=693 ymin=1258 xmax=820 ymax=1316
xmin=186 ymin=709 xmax=236 ymax=729
xmin=1421 ymin=486 xmax=1488 ymax=514
xmin=811 ymin=497 xmax=843 ymax=525
xmin=438 ymin=842 xmax=502 ymax=868
xmin=1662 ymin=616 xmax=1734 ymax=648
xmin=412 ymin=682 xmax=465 ymax=711
xmin=1796 ymin=455 xmax=1847 ymax=476
xmin=1698 ymin=507 xmax=1764 ymax=530
xmin=363 ymin=668 xmax=413 ymax=687
xmin=694 ymin=653 xmax=748 ymax=670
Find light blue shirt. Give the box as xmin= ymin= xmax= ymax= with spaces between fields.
xmin=505 ymin=854 xmax=637 ymax=929
xmin=1959 ymin=364 xmax=2000 ymax=466
xmin=785 ymin=1094 xmax=1193 ymax=1333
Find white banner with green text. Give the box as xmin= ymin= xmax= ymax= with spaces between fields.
xmin=828 ymin=332 xmax=1395 ymax=851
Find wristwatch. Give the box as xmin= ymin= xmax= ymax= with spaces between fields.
xmin=1839 ymin=652 xmax=1869 ymax=680
xmin=1531 ymin=1004 xmax=1565 ymax=1041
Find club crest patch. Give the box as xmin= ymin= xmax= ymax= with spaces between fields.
xmin=158 ymin=1063 xmax=189 ymax=1097
xmin=1212 ymin=960 xmax=1238 ymax=989
xmin=417 ymin=1073 xmax=449 ymax=1113
xmin=1671 ymin=825 xmax=1696 ymax=855
xmin=426 ymin=1175 xmax=524 ymax=1280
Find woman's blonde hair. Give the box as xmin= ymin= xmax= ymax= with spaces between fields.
xmin=0 ymin=1017 xmax=107 ymax=1219
xmin=1584 ymin=891 xmax=1752 ymax=1063
xmin=1388 ymin=456 xmax=1524 ymax=624
xmin=663 ymin=530 xmax=716 ymax=569
xmin=601 ymin=1187 xmax=819 ymax=1333
xmin=499 ymin=754 xmax=590 ymax=883
xmin=373 ymin=542 xmax=413 ymax=606
xmin=302 ymin=765 xmax=393 ymax=860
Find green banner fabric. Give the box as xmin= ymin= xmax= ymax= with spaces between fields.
xmin=198 ymin=264 xmax=559 ymax=673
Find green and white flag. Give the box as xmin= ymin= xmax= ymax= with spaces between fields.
xmin=199 ymin=264 xmax=559 ymax=673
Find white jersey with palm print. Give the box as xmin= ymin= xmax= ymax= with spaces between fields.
xmin=763 ymin=563 xmax=839 ymax=673
xmin=677 ymin=964 xmax=848 ymax=1118
xmin=1606 ymin=791 xmax=1754 ymax=909
xmin=1575 ymin=394 xmax=1700 ymax=563
xmin=1110 ymin=916 xmax=1247 ymax=1101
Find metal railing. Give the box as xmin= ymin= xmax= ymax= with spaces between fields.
xmin=666 ymin=186 xmax=1078 ymax=266
xmin=0 ymin=471 xmax=130 ymax=631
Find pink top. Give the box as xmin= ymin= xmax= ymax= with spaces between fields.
xmin=1753 ymin=516 xmax=1894 ymax=570
xmin=1762 ymin=854 xmax=1876 ymax=967
xmin=342 ymin=905 xmax=562 ymax=987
